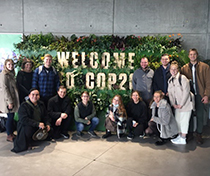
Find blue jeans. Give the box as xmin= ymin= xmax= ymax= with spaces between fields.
xmin=6 ymin=113 xmax=15 ymax=135
xmin=76 ymin=117 xmax=99 ymax=132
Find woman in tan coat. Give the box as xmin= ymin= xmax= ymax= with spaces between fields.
xmin=168 ymin=61 xmax=194 ymax=145
xmin=0 ymin=59 xmax=19 ymax=142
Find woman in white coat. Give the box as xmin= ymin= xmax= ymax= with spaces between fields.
xmin=0 ymin=59 xmax=19 ymax=142
xmin=168 ymin=61 xmax=194 ymax=145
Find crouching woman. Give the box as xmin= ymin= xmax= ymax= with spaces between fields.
xmin=146 ymin=90 xmax=178 ymax=145
xmin=102 ymin=95 xmax=127 ymax=139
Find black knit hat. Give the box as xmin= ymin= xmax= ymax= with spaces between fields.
xmin=28 ymin=88 xmax=39 ymax=95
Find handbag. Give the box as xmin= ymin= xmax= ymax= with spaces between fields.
xmin=0 ymin=116 xmax=7 ymax=132
xmin=32 ymin=127 xmax=48 ymax=141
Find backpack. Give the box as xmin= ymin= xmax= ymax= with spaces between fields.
xmin=178 ymin=74 xmax=194 ymax=102
xmin=0 ymin=116 xmax=7 ymax=132
xmin=178 ymin=74 xmax=195 ymax=95
xmin=38 ymin=65 xmax=57 ymax=75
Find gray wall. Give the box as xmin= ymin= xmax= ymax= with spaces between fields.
xmin=0 ymin=0 xmax=210 ymax=60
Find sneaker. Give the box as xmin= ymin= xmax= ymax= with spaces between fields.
xmin=102 ymin=131 xmax=112 ymax=138
xmin=139 ymin=132 xmax=145 ymax=138
xmin=127 ymin=133 xmax=134 ymax=140
xmin=61 ymin=132 xmax=70 ymax=139
xmin=171 ymin=135 xmax=181 ymax=143
xmin=171 ymin=136 xmax=186 ymax=145
xmin=88 ymin=131 xmax=98 ymax=138
xmin=76 ymin=131 xmax=84 ymax=137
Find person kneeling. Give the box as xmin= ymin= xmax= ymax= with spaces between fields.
xmin=74 ymin=91 xmax=99 ymax=138
xmin=48 ymin=86 xmax=72 ymax=139
xmin=145 ymin=90 xmax=178 ymax=145
xmin=102 ymin=95 xmax=127 ymax=139
xmin=11 ymin=88 xmax=51 ymax=153
xmin=126 ymin=91 xmax=147 ymax=140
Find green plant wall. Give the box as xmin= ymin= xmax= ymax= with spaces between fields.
xmin=14 ymin=33 xmax=189 ymax=131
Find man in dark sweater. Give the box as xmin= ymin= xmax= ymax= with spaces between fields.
xmin=74 ymin=91 xmax=99 ymax=138
xmin=48 ymin=86 xmax=72 ymax=139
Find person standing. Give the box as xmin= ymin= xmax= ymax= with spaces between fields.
xmin=181 ymin=48 xmax=210 ymax=144
xmin=32 ymin=54 xmax=60 ymax=107
xmin=153 ymin=54 xmax=171 ymax=101
xmin=16 ymin=58 xmax=34 ymax=104
xmin=132 ymin=57 xmax=154 ymax=120
xmin=48 ymin=86 xmax=72 ymax=139
xmin=168 ymin=61 xmax=194 ymax=145
xmin=0 ymin=59 xmax=19 ymax=142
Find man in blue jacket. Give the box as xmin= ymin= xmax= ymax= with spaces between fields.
xmin=32 ymin=54 xmax=60 ymax=107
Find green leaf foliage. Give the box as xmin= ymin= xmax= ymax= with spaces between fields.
xmin=14 ymin=33 xmax=189 ymax=127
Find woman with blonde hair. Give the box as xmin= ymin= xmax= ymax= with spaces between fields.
xmin=168 ymin=61 xmax=194 ymax=145
xmin=102 ymin=95 xmax=127 ymax=139
xmin=145 ymin=90 xmax=178 ymax=145
xmin=0 ymin=59 xmax=19 ymax=142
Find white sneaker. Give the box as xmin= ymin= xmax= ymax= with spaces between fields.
xmin=171 ymin=135 xmax=181 ymax=143
xmin=139 ymin=132 xmax=145 ymax=138
xmin=171 ymin=136 xmax=186 ymax=145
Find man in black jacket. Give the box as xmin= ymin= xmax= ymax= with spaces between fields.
xmin=48 ymin=86 xmax=72 ymax=139
xmin=153 ymin=54 xmax=171 ymax=101
xmin=11 ymin=88 xmax=51 ymax=153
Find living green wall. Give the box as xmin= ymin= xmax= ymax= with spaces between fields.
xmin=14 ymin=33 xmax=189 ymax=131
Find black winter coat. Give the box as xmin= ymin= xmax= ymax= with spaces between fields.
xmin=47 ymin=95 xmax=72 ymax=120
xmin=11 ymin=100 xmax=50 ymax=153
xmin=153 ymin=65 xmax=171 ymax=94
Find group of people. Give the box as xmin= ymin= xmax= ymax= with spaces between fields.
xmin=0 ymin=48 xmax=209 ymax=153
xmin=132 ymin=49 xmax=210 ymax=145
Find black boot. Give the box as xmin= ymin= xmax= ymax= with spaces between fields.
xmin=102 ymin=131 xmax=112 ymax=138
xmin=155 ymin=138 xmax=167 ymax=146
xmin=186 ymin=132 xmax=194 ymax=142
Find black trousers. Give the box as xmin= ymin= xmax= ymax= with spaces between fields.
xmin=51 ymin=116 xmax=71 ymax=138
xmin=127 ymin=118 xmax=145 ymax=136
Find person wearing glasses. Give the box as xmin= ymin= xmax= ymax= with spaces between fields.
xmin=74 ymin=91 xmax=99 ymax=138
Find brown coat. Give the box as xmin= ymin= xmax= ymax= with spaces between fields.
xmin=181 ymin=61 xmax=210 ymax=99
xmin=0 ymin=72 xmax=19 ymax=113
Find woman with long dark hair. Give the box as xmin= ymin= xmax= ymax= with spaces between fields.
xmin=126 ymin=91 xmax=147 ymax=139
xmin=16 ymin=58 xmax=34 ymax=104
